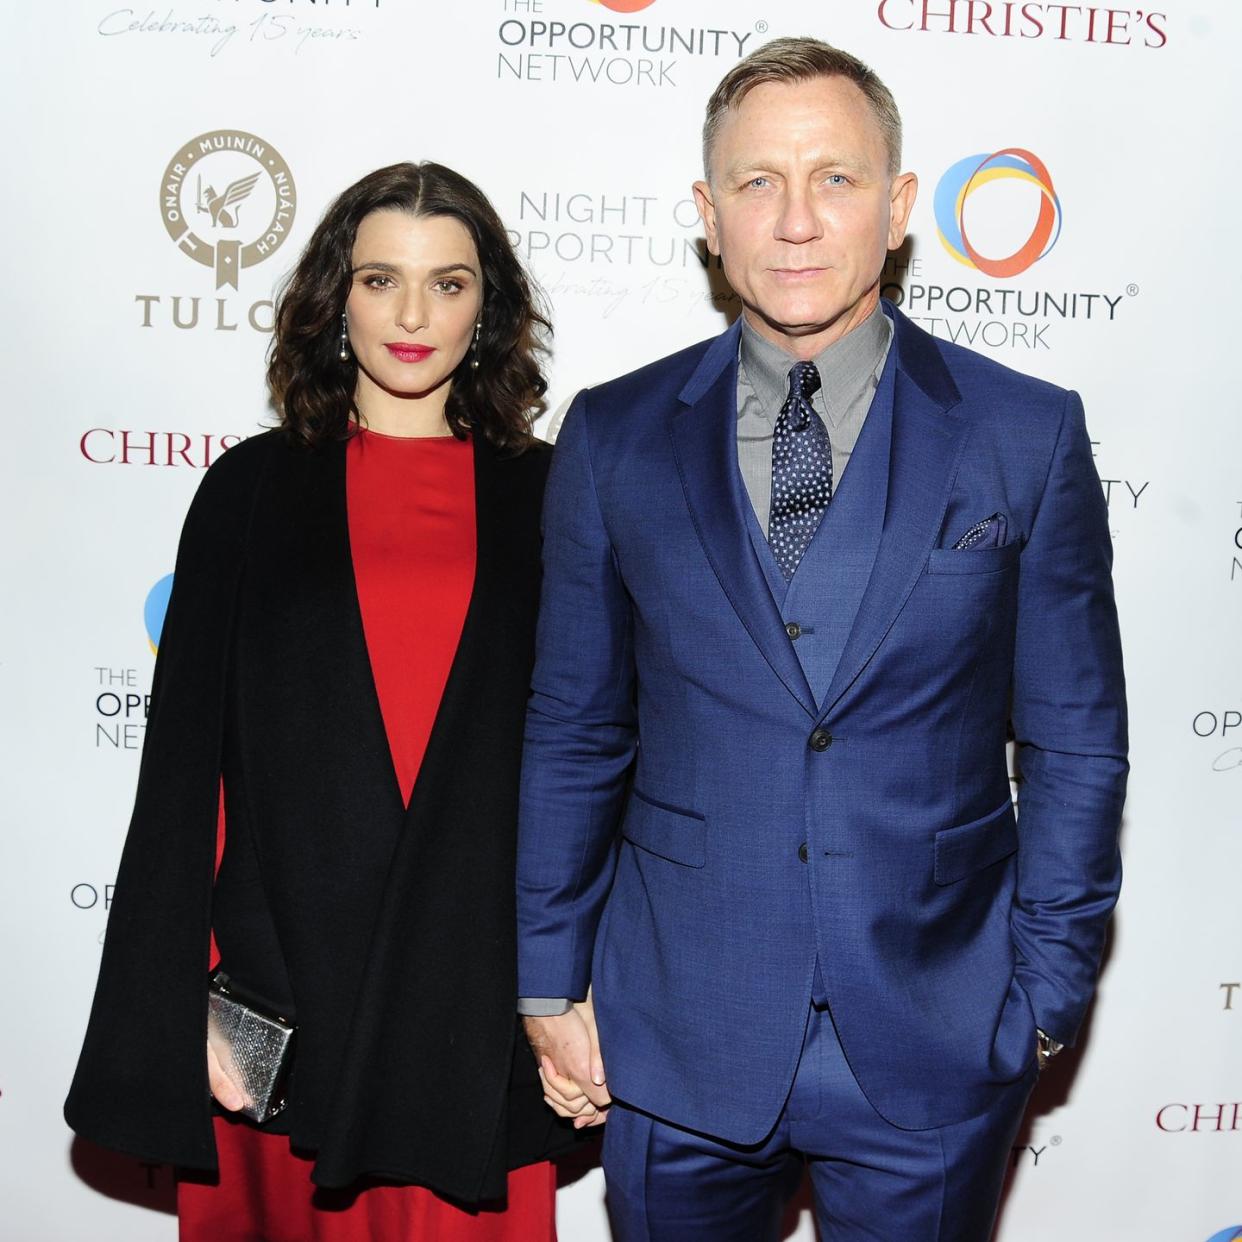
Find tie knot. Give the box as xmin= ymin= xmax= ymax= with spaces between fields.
xmin=788 ymin=360 xmax=821 ymax=401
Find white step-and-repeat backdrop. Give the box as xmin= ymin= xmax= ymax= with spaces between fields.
xmin=2 ymin=1 xmax=1238 ymax=1238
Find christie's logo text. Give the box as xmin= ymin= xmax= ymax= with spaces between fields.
xmin=877 ymin=1 xmax=1167 ymax=47
xmin=1156 ymin=1103 xmax=1242 ymax=1133
xmin=80 ymin=429 xmax=243 ymax=468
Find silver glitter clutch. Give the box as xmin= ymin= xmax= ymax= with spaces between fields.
xmin=207 ymin=970 xmax=295 ymax=1124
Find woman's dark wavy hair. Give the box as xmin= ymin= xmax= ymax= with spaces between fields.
xmin=268 ymin=162 xmax=549 ymax=450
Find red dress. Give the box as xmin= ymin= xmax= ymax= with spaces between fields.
xmin=179 ymin=429 xmax=557 ymax=1241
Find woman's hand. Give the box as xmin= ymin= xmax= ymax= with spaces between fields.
xmin=523 ymin=994 xmax=610 ymax=1129
xmin=206 ymin=1040 xmax=248 ymax=1112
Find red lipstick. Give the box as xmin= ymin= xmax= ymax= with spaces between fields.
xmin=384 ymin=343 xmax=436 ymax=362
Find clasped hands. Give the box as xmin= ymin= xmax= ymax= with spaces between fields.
xmin=523 ymin=992 xmax=611 ymax=1129
xmin=208 ymin=1000 xmax=611 ymax=1125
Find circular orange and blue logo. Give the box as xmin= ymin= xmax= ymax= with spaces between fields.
xmin=144 ymin=574 xmax=174 ymax=655
xmin=590 ymin=0 xmax=657 ymax=10
xmin=934 ymin=148 xmax=1061 ymax=278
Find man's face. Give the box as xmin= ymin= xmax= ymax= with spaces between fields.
xmin=694 ymin=75 xmax=917 ymax=358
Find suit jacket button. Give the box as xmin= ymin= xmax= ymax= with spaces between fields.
xmin=785 ymin=621 xmax=802 ymax=640
xmin=798 ymin=842 xmax=809 ymax=863
xmin=809 ymin=729 xmax=832 ymax=752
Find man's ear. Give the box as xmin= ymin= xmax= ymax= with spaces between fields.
xmin=887 ymin=172 xmax=918 ymax=250
xmin=693 ymin=180 xmax=721 ymax=256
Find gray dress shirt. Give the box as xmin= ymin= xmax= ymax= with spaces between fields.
xmin=518 ymin=307 xmax=894 ymax=1019
xmin=736 ymin=306 xmax=893 ymax=531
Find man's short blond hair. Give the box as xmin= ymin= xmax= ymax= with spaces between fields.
xmin=703 ymin=36 xmax=903 ymax=180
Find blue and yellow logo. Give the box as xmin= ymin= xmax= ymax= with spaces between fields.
xmin=144 ymin=574 xmax=174 ymax=655
xmin=1206 ymin=1230 xmax=1242 ymax=1242
xmin=934 ymin=148 xmax=1062 ymax=279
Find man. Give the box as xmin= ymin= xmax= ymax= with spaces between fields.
xmin=517 ymin=37 xmax=1126 ymax=1240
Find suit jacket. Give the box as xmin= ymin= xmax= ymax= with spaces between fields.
xmin=66 ymin=428 xmax=573 ymax=1202
xmin=516 ymin=302 xmax=1127 ymax=1144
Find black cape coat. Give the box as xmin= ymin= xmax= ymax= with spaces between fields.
xmin=65 ymin=428 xmax=574 ymax=1202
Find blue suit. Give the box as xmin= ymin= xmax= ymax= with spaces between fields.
xmin=517 ymin=303 xmax=1126 ymax=1229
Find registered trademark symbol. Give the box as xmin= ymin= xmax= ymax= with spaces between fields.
xmin=756 ymin=20 xmax=769 ymax=33
xmin=1126 ymin=283 xmax=1140 ymax=296
xmin=1050 ymin=1135 xmax=1062 ymax=1146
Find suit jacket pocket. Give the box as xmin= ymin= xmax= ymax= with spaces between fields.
xmin=622 ymin=789 xmax=706 ymax=868
xmin=933 ymin=799 xmax=1018 ymax=885
xmin=926 ymin=540 xmax=1021 ymax=576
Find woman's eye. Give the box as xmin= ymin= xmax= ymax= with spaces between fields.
xmin=364 ymin=274 xmax=394 ymax=289
xmin=435 ymin=280 xmax=464 ymax=294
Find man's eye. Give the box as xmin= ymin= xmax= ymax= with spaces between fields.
xmin=746 ymin=177 xmax=770 ymax=189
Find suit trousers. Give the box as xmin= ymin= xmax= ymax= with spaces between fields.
xmin=602 ymin=1003 xmax=1038 ymax=1242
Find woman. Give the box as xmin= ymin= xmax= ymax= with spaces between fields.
xmin=65 ymin=162 xmax=572 ymax=1239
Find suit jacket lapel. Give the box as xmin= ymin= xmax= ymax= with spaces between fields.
xmin=818 ymin=306 xmax=969 ymax=719
xmin=671 ymin=322 xmax=817 ymax=718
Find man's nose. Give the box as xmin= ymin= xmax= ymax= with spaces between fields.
xmin=773 ymin=187 xmax=823 ymax=245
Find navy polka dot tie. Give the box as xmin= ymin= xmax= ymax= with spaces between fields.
xmin=769 ymin=360 xmax=832 ymax=581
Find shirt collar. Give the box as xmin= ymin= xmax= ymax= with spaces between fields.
xmin=738 ymin=305 xmax=892 ymax=415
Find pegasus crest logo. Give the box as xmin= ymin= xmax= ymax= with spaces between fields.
xmin=159 ymin=130 xmax=296 ymax=289
xmin=196 ymin=172 xmax=262 ymax=229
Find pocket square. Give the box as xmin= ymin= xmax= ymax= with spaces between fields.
xmin=951 ymin=513 xmax=1007 ymax=551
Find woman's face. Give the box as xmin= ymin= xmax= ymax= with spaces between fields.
xmin=345 ymin=209 xmax=483 ymax=404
